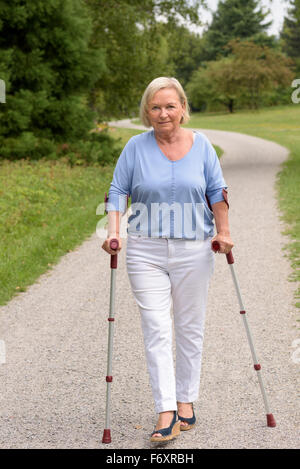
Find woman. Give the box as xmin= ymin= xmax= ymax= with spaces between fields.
xmin=102 ymin=77 xmax=234 ymax=443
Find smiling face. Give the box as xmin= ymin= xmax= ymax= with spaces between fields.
xmin=147 ymin=87 xmax=186 ymax=135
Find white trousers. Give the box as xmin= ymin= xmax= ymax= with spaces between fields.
xmin=126 ymin=234 xmax=215 ymax=414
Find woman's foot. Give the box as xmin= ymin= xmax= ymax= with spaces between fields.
xmin=177 ymin=402 xmax=195 ymax=429
xmin=151 ymin=411 xmax=176 ymax=438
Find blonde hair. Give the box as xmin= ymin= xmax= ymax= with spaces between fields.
xmin=140 ymin=77 xmax=191 ymax=127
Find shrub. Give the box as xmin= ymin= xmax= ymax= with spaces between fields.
xmin=0 ymin=129 xmax=122 ymax=166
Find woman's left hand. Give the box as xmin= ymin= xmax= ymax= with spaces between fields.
xmin=211 ymin=233 xmax=234 ymax=254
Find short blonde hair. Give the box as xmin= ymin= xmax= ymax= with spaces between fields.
xmin=140 ymin=77 xmax=191 ymax=127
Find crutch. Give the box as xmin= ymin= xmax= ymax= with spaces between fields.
xmin=101 ymin=191 xmax=121 ymax=444
xmin=101 ymin=193 xmax=129 ymax=444
xmin=212 ymin=241 xmax=276 ymax=427
xmin=102 ymin=236 xmax=119 ymax=444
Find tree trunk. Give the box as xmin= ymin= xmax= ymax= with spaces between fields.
xmin=228 ymin=98 xmax=234 ymax=113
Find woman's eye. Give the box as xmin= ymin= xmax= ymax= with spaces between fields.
xmin=151 ymin=105 xmax=175 ymax=111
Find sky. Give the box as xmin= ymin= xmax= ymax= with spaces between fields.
xmin=195 ymin=0 xmax=291 ymax=37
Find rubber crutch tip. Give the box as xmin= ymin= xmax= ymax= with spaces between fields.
xmin=266 ymin=414 xmax=276 ymax=427
xmin=102 ymin=429 xmax=112 ymax=443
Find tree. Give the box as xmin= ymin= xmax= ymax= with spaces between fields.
xmin=187 ymin=40 xmax=295 ymax=113
xmin=85 ymin=0 xmax=206 ymax=118
xmin=0 ymin=0 xmax=106 ymax=159
xmin=86 ymin=2 xmax=171 ymax=118
xmin=158 ymin=23 xmax=206 ymax=88
xmin=280 ymin=0 xmax=300 ymax=73
xmin=201 ymin=0 xmax=273 ymax=61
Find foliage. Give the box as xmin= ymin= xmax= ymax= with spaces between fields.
xmin=187 ymin=39 xmax=295 ymax=113
xmin=157 ymin=23 xmax=205 ymax=88
xmin=85 ymin=0 xmax=206 ymax=118
xmin=200 ymin=0 xmax=274 ymax=62
xmin=0 ymin=0 xmax=106 ymax=160
xmin=0 ymin=128 xmax=122 ymax=166
xmin=0 ymin=0 xmax=298 ymax=158
xmin=59 ymin=130 xmax=122 ymax=167
xmin=280 ymin=0 xmax=300 ymax=74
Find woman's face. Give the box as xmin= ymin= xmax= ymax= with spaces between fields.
xmin=147 ymin=87 xmax=185 ymax=135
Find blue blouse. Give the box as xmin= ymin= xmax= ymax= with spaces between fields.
xmin=106 ymin=130 xmax=227 ymax=240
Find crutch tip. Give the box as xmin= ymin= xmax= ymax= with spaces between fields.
xmin=102 ymin=429 xmax=112 ymax=443
xmin=266 ymin=414 xmax=276 ymax=427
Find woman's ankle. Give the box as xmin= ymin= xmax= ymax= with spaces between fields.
xmin=177 ymin=402 xmax=193 ymax=415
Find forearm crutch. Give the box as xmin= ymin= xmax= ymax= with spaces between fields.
xmin=102 ymin=237 xmax=119 ymax=444
xmin=212 ymin=241 xmax=276 ymax=427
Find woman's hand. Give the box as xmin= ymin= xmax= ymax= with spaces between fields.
xmin=211 ymin=232 xmax=234 ymax=254
xmin=102 ymin=234 xmax=122 ymax=255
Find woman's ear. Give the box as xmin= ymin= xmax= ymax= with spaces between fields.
xmin=180 ymin=101 xmax=186 ymax=123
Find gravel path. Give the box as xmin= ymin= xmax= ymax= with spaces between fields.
xmin=0 ymin=120 xmax=299 ymax=449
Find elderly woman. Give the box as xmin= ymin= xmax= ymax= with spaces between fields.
xmin=102 ymin=77 xmax=234 ymax=443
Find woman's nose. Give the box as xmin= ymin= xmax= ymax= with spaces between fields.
xmin=159 ymin=107 xmax=168 ymax=118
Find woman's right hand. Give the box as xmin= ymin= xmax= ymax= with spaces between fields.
xmin=101 ymin=235 xmax=122 ymax=255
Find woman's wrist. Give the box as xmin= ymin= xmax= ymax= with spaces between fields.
xmin=217 ymin=230 xmax=231 ymax=236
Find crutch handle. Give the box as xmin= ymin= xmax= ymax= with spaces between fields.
xmin=110 ymin=238 xmax=119 ymax=269
xmin=211 ymin=240 xmax=234 ymax=264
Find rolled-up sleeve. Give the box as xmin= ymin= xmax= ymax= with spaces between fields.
xmin=107 ymin=138 xmax=134 ymax=213
xmin=204 ymin=138 xmax=228 ymax=207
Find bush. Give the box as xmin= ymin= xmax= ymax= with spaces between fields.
xmin=60 ymin=131 xmax=122 ymax=167
xmin=0 ymin=0 xmax=106 ymax=154
xmin=0 ymin=132 xmax=57 ymax=160
xmin=0 ymin=129 xmax=122 ymax=167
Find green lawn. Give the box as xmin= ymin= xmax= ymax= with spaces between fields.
xmin=108 ymin=127 xmax=144 ymax=147
xmin=0 ymin=158 xmax=114 ymax=305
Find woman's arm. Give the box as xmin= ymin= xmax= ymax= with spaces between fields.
xmin=102 ymin=210 xmax=123 ymax=254
xmin=107 ymin=210 xmax=122 ymax=237
xmin=102 ymin=138 xmax=134 ymax=255
xmin=211 ymin=201 xmax=234 ymax=254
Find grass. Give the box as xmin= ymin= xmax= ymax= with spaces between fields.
xmin=108 ymin=127 xmax=144 ymax=147
xmin=0 ymin=158 xmax=114 ymax=306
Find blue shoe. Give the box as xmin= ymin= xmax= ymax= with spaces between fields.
xmin=178 ymin=404 xmax=196 ymax=431
xmin=150 ymin=411 xmax=181 ymax=443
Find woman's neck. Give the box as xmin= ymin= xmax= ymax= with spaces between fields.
xmin=154 ymin=127 xmax=184 ymax=146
